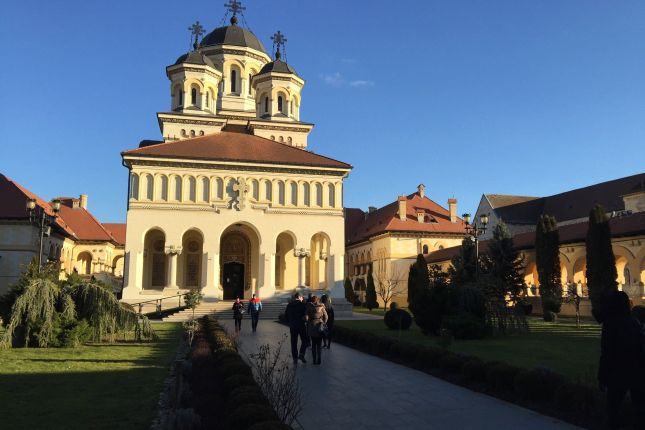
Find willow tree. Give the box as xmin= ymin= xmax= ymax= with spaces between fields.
xmin=536 ymin=215 xmax=562 ymax=321
xmin=586 ymin=205 xmax=618 ymax=322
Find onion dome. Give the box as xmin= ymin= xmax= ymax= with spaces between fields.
xmin=258 ymin=49 xmax=298 ymax=76
xmin=174 ymin=49 xmax=216 ymax=67
xmin=200 ymin=15 xmax=267 ymax=53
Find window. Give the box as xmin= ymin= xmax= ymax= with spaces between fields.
xmin=278 ymin=182 xmax=285 ymax=205
xmin=231 ymin=69 xmax=237 ymax=93
xmin=174 ymin=176 xmax=182 ymax=201
xmin=216 ymin=178 xmax=223 ymax=199
xmin=303 ymin=183 xmax=310 ymax=206
xmin=422 ymin=244 xmax=429 ymax=254
xmin=264 ymin=97 xmax=269 ymax=113
xmin=328 ymin=184 xmax=335 ymax=207
xmin=265 ymin=181 xmax=272 ymax=201
xmin=251 ymin=180 xmax=259 ymax=200
xmin=188 ymin=177 xmax=196 ymax=202
xmin=130 ymin=174 xmax=139 ymax=199
xmin=191 ymin=88 xmax=197 ymax=105
xmin=290 ymin=182 xmax=297 ymax=206
xmin=201 ymin=177 xmax=209 ymax=202
xmin=178 ymin=90 xmax=183 ymax=106
xmin=248 ymin=74 xmax=253 ymax=95
xmin=315 ymin=183 xmax=323 ymax=206
xmin=145 ymin=174 xmax=153 ymax=200
xmin=278 ymin=96 xmax=283 ymax=113
xmin=205 ymin=93 xmax=209 ymax=107
xmin=160 ymin=176 xmax=168 ymax=201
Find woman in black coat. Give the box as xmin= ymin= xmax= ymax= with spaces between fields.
xmin=231 ymin=297 xmax=244 ymax=333
xmin=320 ymin=294 xmax=335 ymax=349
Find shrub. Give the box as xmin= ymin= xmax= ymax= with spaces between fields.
xmin=410 ymin=284 xmax=451 ymax=335
xmin=632 ymin=305 xmax=645 ymax=324
xmin=247 ymin=422 xmax=292 ymax=430
xmin=415 ymin=347 xmax=448 ymax=370
xmin=441 ymin=313 xmax=488 ymax=339
xmin=217 ymin=362 xmax=253 ymax=379
xmin=223 ymin=374 xmax=257 ymax=397
xmin=371 ymin=337 xmax=393 ymax=356
xmin=59 ymin=319 xmax=93 ymax=347
xmin=226 ymin=386 xmax=269 ymax=411
xmin=485 ymin=361 xmax=521 ymax=392
xmin=398 ymin=344 xmax=419 ymax=363
xmin=462 ymin=358 xmax=487 ymax=383
xmin=384 ymin=308 xmax=413 ymax=330
xmin=387 ymin=341 xmax=406 ymax=361
xmin=514 ymin=367 xmax=565 ymax=401
xmin=227 ymin=403 xmax=279 ymax=430
xmin=553 ymin=382 xmax=597 ymax=415
xmin=213 ymin=349 xmax=242 ymax=366
xmin=439 ymin=353 xmax=465 ymax=374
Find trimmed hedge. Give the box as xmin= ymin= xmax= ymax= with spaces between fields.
xmin=384 ymin=308 xmax=412 ymax=330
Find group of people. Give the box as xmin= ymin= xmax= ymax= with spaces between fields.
xmin=231 ymin=293 xmax=263 ymax=333
xmin=285 ymin=293 xmax=335 ymax=366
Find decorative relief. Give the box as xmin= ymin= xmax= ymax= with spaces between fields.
xmin=231 ymin=177 xmax=249 ymax=211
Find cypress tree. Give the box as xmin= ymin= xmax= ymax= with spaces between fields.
xmin=585 ymin=205 xmax=618 ymax=322
xmin=449 ymin=238 xmax=478 ymax=286
xmin=484 ymin=222 xmax=525 ymax=302
xmin=407 ymin=263 xmax=417 ymax=304
xmin=536 ymin=215 xmax=562 ymax=321
xmin=414 ymin=254 xmax=429 ymax=296
xmin=344 ymin=277 xmax=355 ymax=303
xmin=364 ymin=265 xmax=378 ymax=310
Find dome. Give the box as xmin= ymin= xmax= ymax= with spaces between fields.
xmin=175 ymin=50 xmax=216 ymax=68
xmin=258 ymin=58 xmax=298 ymax=76
xmin=201 ymin=18 xmax=267 ymax=53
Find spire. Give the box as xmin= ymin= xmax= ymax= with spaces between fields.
xmin=188 ymin=21 xmax=205 ymax=50
xmin=271 ymin=30 xmax=287 ymax=61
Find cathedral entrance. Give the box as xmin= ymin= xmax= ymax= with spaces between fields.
xmin=223 ymin=262 xmax=245 ymax=299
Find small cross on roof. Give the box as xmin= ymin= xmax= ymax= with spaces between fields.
xmin=224 ymin=0 xmax=246 ymax=16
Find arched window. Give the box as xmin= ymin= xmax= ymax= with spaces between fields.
xmin=264 ymin=180 xmax=272 ymax=201
xmin=145 ymin=174 xmax=153 ymax=200
xmin=174 ymin=176 xmax=182 ymax=201
xmin=422 ymin=244 xmax=429 ymax=254
xmin=264 ymin=97 xmax=269 ymax=113
xmin=160 ymin=176 xmax=168 ymax=201
xmin=328 ymin=184 xmax=335 ymax=207
xmin=303 ymin=183 xmax=310 ymax=206
xmin=201 ymin=177 xmax=209 ymax=202
xmin=215 ymin=178 xmax=224 ymax=199
xmin=278 ymin=182 xmax=285 ymax=205
xmin=178 ymin=89 xmax=183 ymax=106
xmin=251 ymin=179 xmax=259 ymax=200
xmin=315 ymin=183 xmax=323 ymax=207
xmin=205 ymin=93 xmax=209 ymax=107
xmin=290 ymin=182 xmax=297 ymax=206
xmin=248 ymin=73 xmax=253 ymax=95
xmin=191 ymin=88 xmax=197 ymax=105
xmin=278 ymin=96 xmax=283 ymax=113
xmin=188 ymin=177 xmax=196 ymax=202
xmin=231 ymin=69 xmax=237 ymax=93
xmin=130 ymin=174 xmax=139 ymax=200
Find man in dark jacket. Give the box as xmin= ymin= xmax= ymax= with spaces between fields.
xmin=285 ymin=292 xmax=308 ymax=365
xmin=598 ymin=290 xmax=645 ymax=430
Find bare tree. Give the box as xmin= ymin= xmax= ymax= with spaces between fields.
xmin=248 ymin=335 xmax=303 ymax=426
xmin=375 ymin=268 xmax=405 ymax=311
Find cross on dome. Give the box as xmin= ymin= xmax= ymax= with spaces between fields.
xmin=271 ymin=30 xmax=287 ymax=60
xmin=225 ymin=0 xmax=245 ymax=16
xmin=188 ymin=21 xmax=205 ymax=49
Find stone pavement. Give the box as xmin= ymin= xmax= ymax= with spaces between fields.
xmin=220 ymin=318 xmax=582 ymax=430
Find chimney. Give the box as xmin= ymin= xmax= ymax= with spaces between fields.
xmin=80 ymin=194 xmax=88 ymax=210
xmin=368 ymin=206 xmax=377 ymax=213
xmin=448 ymin=198 xmax=457 ymax=223
xmin=398 ymin=196 xmax=407 ymax=221
xmin=418 ymin=184 xmax=426 ymax=198
xmin=416 ymin=210 xmax=425 ymax=223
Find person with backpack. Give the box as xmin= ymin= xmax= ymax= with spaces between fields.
xmin=247 ymin=293 xmax=263 ymax=332
xmin=285 ymin=292 xmax=308 ymax=365
xmin=320 ymin=294 xmax=335 ymax=349
xmin=305 ymin=295 xmax=328 ymax=365
xmin=231 ymin=297 xmax=244 ymax=333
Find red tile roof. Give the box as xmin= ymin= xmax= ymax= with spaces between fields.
xmin=55 ymin=198 xmax=120 ymax=243
xmin=346 ymin=192 xmax=468 ymax=246
xmin=425 ymin=211 xmax=645 ymax=264
xmin=122 ymin=132 xmax=352 ymax=170
xmin=103 ymin=223 xmax=126 ymax=246
xmin=0 ymin=174 xmax=75 ymax=238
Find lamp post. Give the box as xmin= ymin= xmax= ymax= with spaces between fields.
xmin=25 ymin=198 xmax=61 ymax=272
xmin=462 ymin=212 xmax=489 ymax=279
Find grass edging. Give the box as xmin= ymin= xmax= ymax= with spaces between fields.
xmin=332 ymin=324 xmax=606 ymax=430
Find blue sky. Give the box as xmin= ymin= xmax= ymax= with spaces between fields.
xmin=1 ymin=1 xmax=643 ymax=223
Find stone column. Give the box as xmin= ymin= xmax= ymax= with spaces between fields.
xmin=166 ymin=250 xmax=180 ymax=289
xmin=201 ymin=252 xmax=219 ymax=300
xmin=295 ymin=248 xmax=309 ymax=287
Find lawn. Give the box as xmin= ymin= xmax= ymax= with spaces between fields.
xmin=337 ymin=317 xmax=601 ymax=383
xmin=0 ymin=323 xmax=182 ymax=430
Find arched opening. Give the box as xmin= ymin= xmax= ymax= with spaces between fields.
xmin=143 ymin=174 xmax=153 ymax=200
xmin=159 ymin=176 xmax=168 ymax=201
xmin=315 ymin=183 xmax=323 ymax=207
xmin=573 ymin=257 xmax=587 ymax=296
xmin=275 ymin=232 xmax=296 ymax=290
xmin=250 ymin=179 xmax=259 ymax=201
xmin=308 ymin=232 xmax=331 ymax=289
xmin=524 ymin=261 xmax=539 ymax=296
xmin=179 ymin=230 xmax=204 ymax=289
xmin=188 ymin=177 xmax=196 ymax=202
xmin=289 ymin=182 xmax=297 ymax=206
xmin=130 ymin=174 xmax=139 ymax=200
xmin=112 ymin=255 xmax=124 ymax=277
xmin=230 ymin=68 xmax=238 ymax=93
xmin=200 ymin=177 xmax=210 ymax=202
xmin=277 ymin=181 xmax=285 ymax=206
xmin=328 ymin=183 xmax=336 ymax=208
xmin=191 ymin=88 xmax=197 ymax=105
xmin=422 ymin=244 xmax=429 ymax=254
xmin=303 ymin=183 xmax=310 ymax=206
xmin=143 ymin=229 xmax=166 ymax=290
xmin=173 ymin=176 xmax=182 ymax=201
xmin=264 ymin=96 xmax=269 ymax=113
xmin=220 ymin=224 xmax=261 ymax=299
xmin=77 ymin=252 xmax=92 ymax=275
xmin=264 ymin=180 xmax=272 ymax=202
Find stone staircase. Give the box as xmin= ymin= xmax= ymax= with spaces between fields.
xmin=163 ymin=299 xmax=288 ymax=322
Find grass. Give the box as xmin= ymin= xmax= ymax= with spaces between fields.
xmin=0 ymin=323 xmax=182 ymax=430
xmin=337 ymin=317 xmax=601 ymax=383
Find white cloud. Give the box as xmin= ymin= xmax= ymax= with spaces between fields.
xmin=349 ymin=80 xmax=375 ymax=87
xmin=321 ymin=72 xmax=345 ymax=86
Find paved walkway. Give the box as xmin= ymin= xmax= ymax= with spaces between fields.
xmin=221 ymin=319 xmax=581 ymax=430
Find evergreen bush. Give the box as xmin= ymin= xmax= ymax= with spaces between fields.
xmin=384 ymin=308 xmax=412 ymax=330
xmin=442 ymin=313 xmax=488 ymax=339
xmin=485 ymin=361 xmax=521 ymax=392
xmin=439 ymin=353 xmax=465 ymax=374
xmin=364 ymin=266 xmax=378 ymax=310
xmin=227 ymin=404 xmax=279 ymax=430
xmin=414 ymin=347 xmax=448 ymax=370
xmin=223 ymin=374 xmax=257 ymax=397
xmin=462 ymin=358 xmax=487 ymax=383
xmin=553 ymin=382 xmax=597 ymax=415
xmin=536 ymin=215 xmax=563 ymax=321
xmin=514 ymin=367 xmax=564 ymax=401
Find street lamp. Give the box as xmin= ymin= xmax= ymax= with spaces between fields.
xmin=25 ymin=198 xmax=61 ymax=272
xmin=462 ymin=212 xmax=489 ymax=279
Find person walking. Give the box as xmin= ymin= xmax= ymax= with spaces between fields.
xmin=231 ymin=297 xmax=244 ymax=333
xmin=598 ymin=290 xmax=645 ymax=430
xmin=285 ymin=292 xmax=308 ymax=365
xmin=247 ymin=293 xmax=263 ymax=332
xmin=305 ymin=295 xmax=328 ymax=365
xmin=320 ymin=294 xmax=335 ymax=349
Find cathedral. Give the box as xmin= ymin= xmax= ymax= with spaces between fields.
xmin=120 ymin=2 xmax=351 ymax=304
